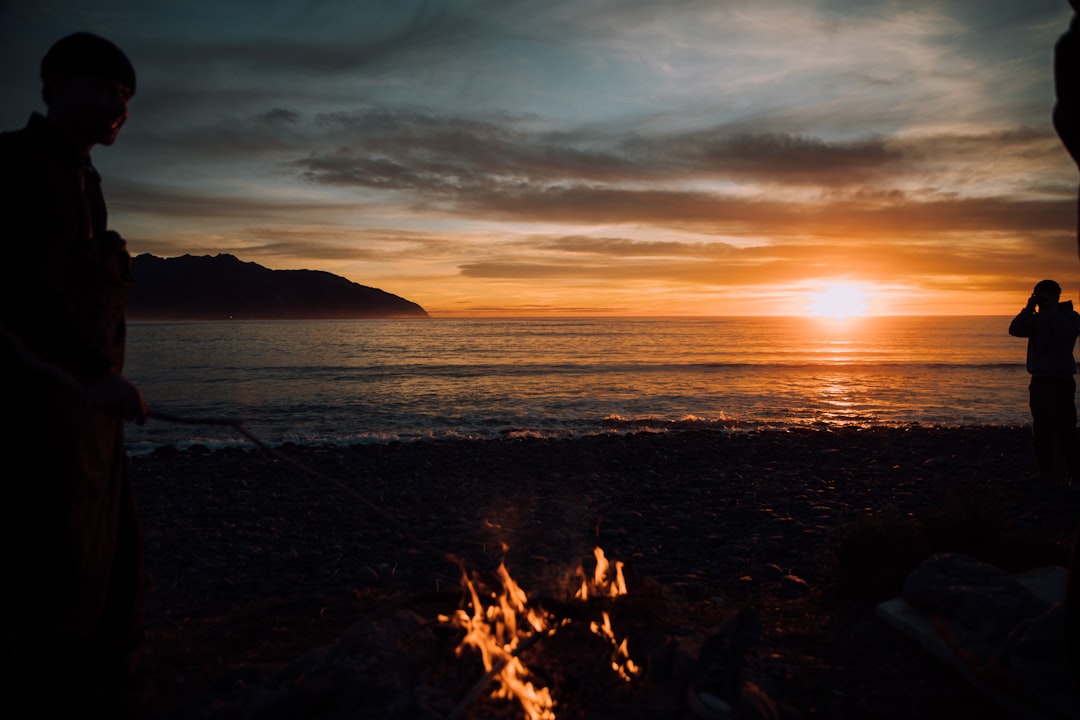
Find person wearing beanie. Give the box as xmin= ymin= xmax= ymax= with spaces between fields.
xmin=39 ymin=32 xmax=136 ymax=153
xmin=1009 ymin=279 xmax=1080 ymax=483
xmin=0 ymin=32 xmax=149 ymax=716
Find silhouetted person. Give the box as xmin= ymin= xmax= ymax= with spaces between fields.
xmin=1009 ymin=279 xmax=1080 ymax=483
xmin=0 ymin=33 xmax=149 ymax=716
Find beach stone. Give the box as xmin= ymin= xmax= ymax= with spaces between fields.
xmin=779 ymin=574 xmax=812 ymax=599
xmin=131 ymin=424 xmax=1073 ymax=719
xmin=244 ymin=610 xmax=442 ymax=720
xmin=726 ymin=506 xmax=764 ymax=523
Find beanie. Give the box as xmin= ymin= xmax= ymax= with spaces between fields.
xmin=1034 ymin=279 xmax=1062 ymax=296
xmin=41 ymin=32 xmax=136 ymax=96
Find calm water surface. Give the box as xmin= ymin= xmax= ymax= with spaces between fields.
xmin=123 ymin=316 xmax=1030 ymax=453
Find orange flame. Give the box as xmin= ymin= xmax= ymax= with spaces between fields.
xmin=441 ymin=559 xmax=556 ymax=720
xmin=440 ymin=547 xmax=639 ymax=719
xmin=576 ymin=546 xmax=638 ymax=682
xmin=575 ymin=546 xmax=628 ymax=600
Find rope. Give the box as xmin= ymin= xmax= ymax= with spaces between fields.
xmin=148 ymin=410 xmax=556 ymax=720
xmin=146 ymin=410 xmax=466 ymax=575
xmin=7 ymin=330 xmax=510 ymax=716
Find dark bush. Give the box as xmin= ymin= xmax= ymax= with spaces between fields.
xmin=819 ymin=505 xmax=930 ymax=604
xmin=917 ymin=487 xmax=1068 ymax=573
xmin=820 ymin=488 xmax=1072 ymax=605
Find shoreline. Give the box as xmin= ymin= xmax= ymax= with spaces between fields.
xmin=127 ymin=419 xmax=1035 ymax=457
xmin=132 ymin=425 xmax=1080 ymax=719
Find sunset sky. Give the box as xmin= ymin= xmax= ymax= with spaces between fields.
xmin=2 ymin=0 xmax=1078 ymax=316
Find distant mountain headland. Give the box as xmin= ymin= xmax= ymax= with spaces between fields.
xmin=128 ymin=253 xmax=429 ymax=320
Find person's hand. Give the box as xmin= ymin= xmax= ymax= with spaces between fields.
xmin=86 ymin=370 xmax=147 ymax=424
xmin=1027 ymin=294 xmax=1039 ymax=311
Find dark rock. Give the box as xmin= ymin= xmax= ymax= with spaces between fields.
xmin=779 ymin=574 xmax=812 ymax=599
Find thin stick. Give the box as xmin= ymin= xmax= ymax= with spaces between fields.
xmin=146 ymin=410 xmax=465 ymax=574
xmin=444 ymin=627 xmax=555 ymax=720
xmin=146 ymin=410 xmax=248 ymax=427
xmin=150 ymin=410 xmax=557 ymax=720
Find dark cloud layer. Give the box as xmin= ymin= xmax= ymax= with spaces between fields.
xmin=3 ymin=0 xmax=1074 ymax=313
xmin=285 ymin=110 xmax=915 ymax=190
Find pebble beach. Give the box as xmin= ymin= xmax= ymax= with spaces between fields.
xmin=131 ymin=425 xmax=1080 ymax=719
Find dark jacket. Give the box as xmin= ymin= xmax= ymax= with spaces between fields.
xmin=1009 ymin=300 xmax=1080 ymax=377
xmin=0 ymin=112 xmax=130 ymax=382
xmin=0 ymin=112 xmax=141 ymax=641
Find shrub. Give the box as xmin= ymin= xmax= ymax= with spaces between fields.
xmin=819 ymin=506 xmax=930 ymax=605
xmin=820 ymin=488 xmax=1072 ymax=605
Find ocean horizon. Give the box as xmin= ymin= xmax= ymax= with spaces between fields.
xmin=123 ymin=315 xmax=1035 ymax=455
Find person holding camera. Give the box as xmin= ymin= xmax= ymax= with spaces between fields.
xmin=1009 ymin=279 xmax=1080 ymax=485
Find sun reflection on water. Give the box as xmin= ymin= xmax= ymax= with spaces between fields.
xmin=814 ymin=375 xmax=875 ymax=426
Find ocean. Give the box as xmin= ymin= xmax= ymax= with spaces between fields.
xmin=123 ymin=315 xmax=1031 ymax=454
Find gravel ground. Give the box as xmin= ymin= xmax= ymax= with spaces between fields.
xmin=130 ymin=425 xmax=1080 ymax=719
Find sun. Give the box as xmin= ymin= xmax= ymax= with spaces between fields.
xmin=805 ymin=282 xmax=872 ymax=319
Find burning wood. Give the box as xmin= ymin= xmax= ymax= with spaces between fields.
xmin=576 ymin=546 xmax=627 ymax=599
xmin=440 ymin=546 xmax=640 ymax=719
xmin=240 ymin=545 xmax=798 ymax=720
xmin=441 ymin=560 xmax=558 ymax=720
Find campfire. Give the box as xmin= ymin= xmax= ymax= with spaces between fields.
xmin=440 ymin=546 xmax=640 ymax=719
xmin=241 ymin=544 xmax=783 ymax=720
